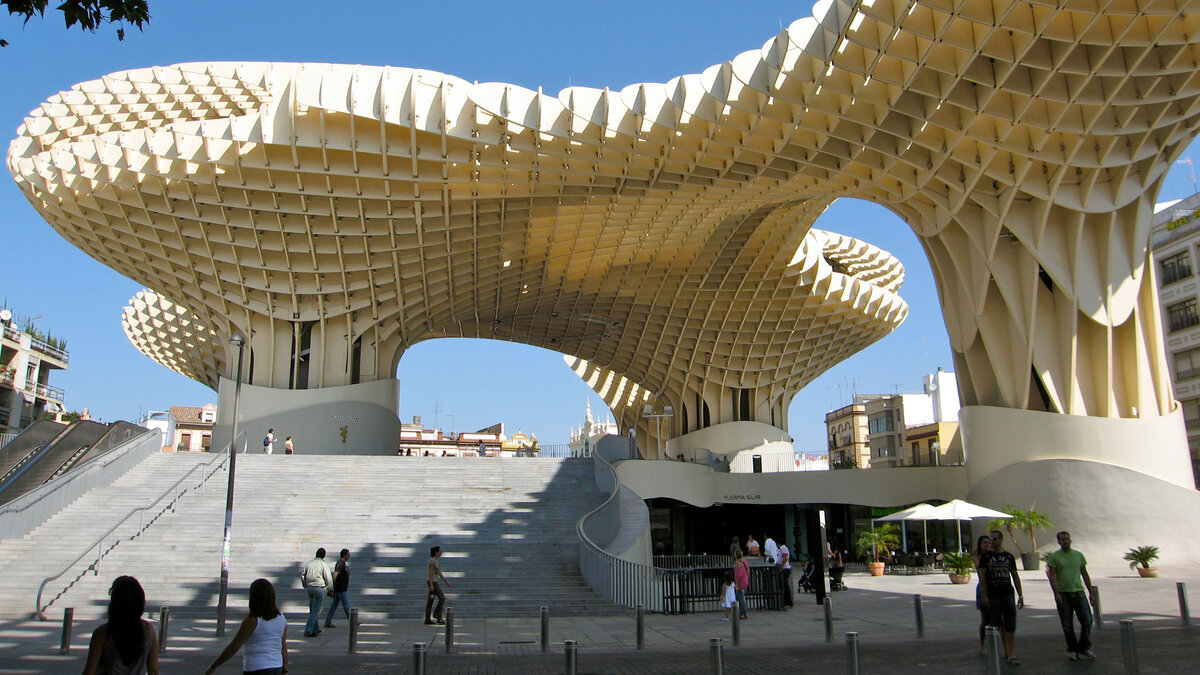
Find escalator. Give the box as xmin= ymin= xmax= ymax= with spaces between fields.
xmin=0 ymin=420 xmax=112 ymax=504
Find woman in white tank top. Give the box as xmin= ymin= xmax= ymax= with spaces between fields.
xmin=205 ymin=579 xmax=288 ymax=675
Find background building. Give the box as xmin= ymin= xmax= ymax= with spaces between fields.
xmin=1152 ymin=191 xmax=1200 ymax=482
xmin=167 ymin=404 xmax=216 ymax=452
xmin=0 ymin=309 xmax=67 ymax=433
xmin=568 ymin=401 xmax=619 ymax=457
xmin=826 ymin=370 xmax=961 ymax=469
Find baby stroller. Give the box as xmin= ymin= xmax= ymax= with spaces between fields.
xmin=798 ymin=560 xmax=817 ymax=593
xmin=829 ymin=561 xmax=848 ymax=591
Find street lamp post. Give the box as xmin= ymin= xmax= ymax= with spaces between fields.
xmin=642 ymin=403 xmax=674 ymax=460
xmin=216 ymin=332 xmax=246 ymax=636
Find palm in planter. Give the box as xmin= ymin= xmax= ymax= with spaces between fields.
xmin=856 ymin=524 xmax=900 ymax=576
xmin=943 ymin=551 xmax=975 ymax=584
xmin=1123 ymin=545 xmax=1160 ymax=578
xmin=988 ymin=505 xmax=1052 ymax=570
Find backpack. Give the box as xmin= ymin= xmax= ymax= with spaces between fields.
xmin=263 ymin=435 xmax=271 ymax=447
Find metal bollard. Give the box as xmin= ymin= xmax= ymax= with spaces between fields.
xmin=845 ymin=632 xmax=860 ymax=675
xmin=564 ymin=639 xmax=578 ymax=675
xmin=1120 ymin=619 xmax=1139 ymax=674
xmin=709 ymin=637 xmax=724 ymax=675
xmin=158 ymin=606 xmax=169 ymax=653
xmin=636 ymin=603 xmax=645 ymax=650
xmin=824 ymin=596 xmax=833 ymax=643
xmin=1178 ymin=582 xmax=1191 ymax=626
xmin=412 ymin=642 xmax=428 ymax=675
xmin=541 ymin=605 xmax=550 ymax=652
xmin=348 ymin=608 xmax=359 ymax=654
xmin=984 ymin=626 xmax=1003 ymax=675
xmin=731 ymin=602 xmax=740 ymax=647
xmin=445 ymin=606 xmax=454 ymax=653
xmin=1091 ymin=585 xmax=1104 ymax=630
xmin=913 ymin=594 xmax=924 ymax=639
xmin=60 ymin=608 xmax=73 ymax=654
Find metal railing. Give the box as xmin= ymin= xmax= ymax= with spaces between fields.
xmin=29 ymin=336 xmax=68 ymax=364
xmin=34 ymin=441 xmax=232 ymax=620
xmin=0 ymin=430 xmax=161 ymax=540
xmin=0 ymin=432 xmax=16 ymax=448
xmin=577 ymin=438 xmax=663 ymax=611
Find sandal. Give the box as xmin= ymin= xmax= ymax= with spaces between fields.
xmin=1007 ymin=657 xmax=1022 ymax=666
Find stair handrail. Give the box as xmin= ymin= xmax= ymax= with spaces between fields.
xmin=0 ymin=429 xmax=157 ymax=526
xmin=576 ymin=437 xmax=661 ymax=611
xmin=34 ymin=433 xmax=240 ymax=620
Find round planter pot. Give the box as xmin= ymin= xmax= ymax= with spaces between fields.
xmin=948 ymin=573 xmax=972 ymax=585
xmin=1020 ymin=552 xmax=1041 ymax=571
xmin=868 ymin=562 xmax=885 ymax=576
xmin=1137 ymin=567 xmax=1159 ymax=578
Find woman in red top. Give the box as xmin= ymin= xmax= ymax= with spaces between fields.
xmin=733 ymin=550 xmax=750 ymax=620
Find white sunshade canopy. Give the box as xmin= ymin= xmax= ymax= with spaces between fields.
xmin=925 ymin=499 xmax=1012 ymax=521
xmin=875 ymin=503 xmax=939 ymax=521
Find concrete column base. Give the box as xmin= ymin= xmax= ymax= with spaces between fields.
xmin=962 ymin=406 xmax=1200 ymax=562
xmin=212 ymin=377 xmax=400 ymax=455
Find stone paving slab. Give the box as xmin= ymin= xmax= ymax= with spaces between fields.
xmin=3 ymin=565 xmax=1197 ymax=673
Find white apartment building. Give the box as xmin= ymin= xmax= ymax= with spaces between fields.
xmin=1151 ymin=191 xmax=1200 ymax=482
xmin=0 ymin=309 xmax=68 ymax=433
xmin=864 ymin=369 xmax=961 ymax=468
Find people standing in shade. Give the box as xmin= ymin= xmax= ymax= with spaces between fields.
xmin=301 ymin=547 xmax=333 ymax=637
xmin=729 ymin=536 xmax=742 ymax=559
xmin=763 ymin=535 xmax=779 ymax=565
xmin=263 ymin=428 xmax=275 ymax=455
xmin=778 ymin=541 xmax=793 ymax=608
xmin=205 ymin=578 xmax=288 ymax=675
xmin=425 ymin=545 xmax=451 ymax=625
xmin=745 ymin=534 xmax=760 ymax=557
xmin=82 ymin=576 xmax=159 ymax=675
xmin=1047 ymin=531 xmax=1096 ymax=661
xmin=972 ymin=534 xmax=993 ymax=655
xmin=733 ymin=549 xmax=750 ymax=620
xmin=325 ymin=548 xmax=355 ymax=628
xmin=284 ymin=436 xmax=294 ymax=455
xmin=980 ymin=530 xmax=1024 ymax=666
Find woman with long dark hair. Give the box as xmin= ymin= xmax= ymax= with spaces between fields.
xmin=205 ymin=578 xmax=288 ymax=675
xmin=973 ymin=534 xmax=993 ymax=655
xmin=82 ymin=575 xmax=159 ymax=674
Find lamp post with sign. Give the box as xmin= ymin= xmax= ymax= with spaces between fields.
xmin=642 ymin=403 xmax=674 ymax=460
xmin=216 ymin=333 xmax=246 ymax=636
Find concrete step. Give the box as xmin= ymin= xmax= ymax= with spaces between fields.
xmin=5 ymin=453 xmax=617 ymax=620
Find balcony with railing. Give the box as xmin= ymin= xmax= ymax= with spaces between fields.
xmin=1 ymin=324 xmax=21 ymax=343
xmin=32 ymin=381 xmax=64 ymax=402
xmin=29 ymin=336 xmax=68 ymax=365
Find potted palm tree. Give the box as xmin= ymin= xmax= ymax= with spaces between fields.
xmin=943 ymin=551 xmax=975 ymax=584
xmin=1123 ymin=545 xmax=1160 ymax=578
xmin=856 ymin=523 xmax=900 ymax=576
xmin=988 ymin=505 xmax=1052 ymax=571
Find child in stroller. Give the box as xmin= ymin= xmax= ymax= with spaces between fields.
xmin=828 ymin=550 xmax=847 ymax=591
xmin=798 ymin=559 xmax=817 ymax=593
xmin=796 ymin=556 xmax=848 ymax=593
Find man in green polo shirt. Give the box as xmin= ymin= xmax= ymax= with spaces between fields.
xmin=1046 ymin=531 xmax=1096 ymax=661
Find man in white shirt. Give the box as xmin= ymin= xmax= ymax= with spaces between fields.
xmin=778 ymin=542 xmax=793 ymax=608
xmin=264 ymin=428 xmax=275 ymax=455
xmin=302 ymin=547 xmax=333 ymax=637
xmin=763 ymin=536 xmax=780 ymax=564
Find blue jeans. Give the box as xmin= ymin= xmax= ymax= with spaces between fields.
xmin=305 ymin=586 xmax=325 ymax=635
xmin=325 ymin=590 xmax=351 ymax=625
xmin=1056 ymin=591 xmax=1093 ymax=653
xmin=735 ymin=589 xmax=748 ymax=617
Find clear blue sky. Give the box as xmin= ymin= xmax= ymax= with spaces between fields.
xmin=3 ymin=2 xmax=1198 ymax=450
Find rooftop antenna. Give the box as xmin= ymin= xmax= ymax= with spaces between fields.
xmin=432 ymin=399 xmax=444 ymax=430
xmin=1178 ymin=157 xmax=1198 ymax=194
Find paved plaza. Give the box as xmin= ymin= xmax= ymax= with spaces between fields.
xmin=2 ymin=562 xmax=1196 ymax=673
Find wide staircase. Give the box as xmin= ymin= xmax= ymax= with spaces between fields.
xmin=2 ymin=453 xmax=615 ymax=620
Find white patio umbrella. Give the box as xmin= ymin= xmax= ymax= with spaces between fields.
xmin=875 ymin=503 xmax=939 ymax=554
xmin=925 ymin=500 xmax=1013 ymax=552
